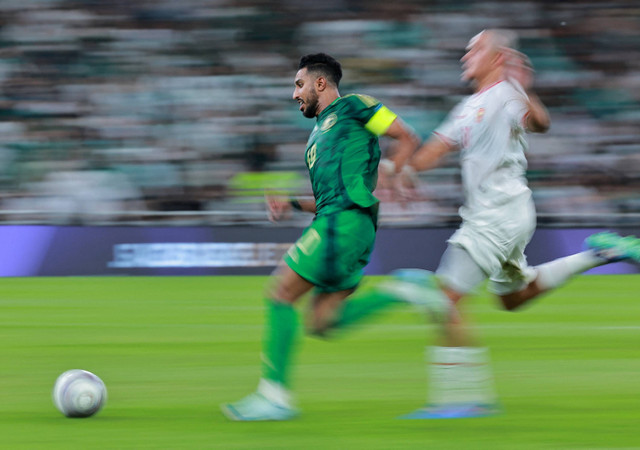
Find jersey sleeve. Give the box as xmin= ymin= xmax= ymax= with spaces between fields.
xmin=334 ymin=94 xmax=391 ymax=209
xmin=433 ymin=102 xmax=465 ymax=146
xmin=504 ymin=81 xmax=529 ymax=130
xmin=346 ymin=94 xmax=398 ymax=136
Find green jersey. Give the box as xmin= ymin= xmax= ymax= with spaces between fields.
xmin=304 ymin=94 xmax=397 ymax=219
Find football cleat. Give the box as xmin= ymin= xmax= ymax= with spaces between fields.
xmin=399 ymin=403 xmax=500 ymax=420
xmin=584 ymin=232 xmax=640 ymax=264
xmin=221 ymin=392 xmax=299 ymax=422
xmin=378 ymin=269 xmax=451 ymax=322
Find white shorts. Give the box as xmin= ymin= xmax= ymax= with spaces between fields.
xmin=438 ymin=194 xmax=537 ymax=296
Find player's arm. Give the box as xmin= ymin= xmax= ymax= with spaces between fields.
xmin=373 ymin=113 xmax=421 ymax=197
xmin=523 ymin=93 xmax=550 ymax=133
xmin=289 ymin=196 xmax=316 ymax=213
xmin=379 ymin=117 xmax=421 ymax=174
xmin=265 ymin=193 xmax=316 ymax=222
xmin=408 ymin=133 xmax=456 ymax=172
xmin=505 ymin=49 xmax=550 ymax=133
xmin=380 ymin=131 xmax=454 ymax=197
xmin=355 ymin=97 xmax=419 ymax=176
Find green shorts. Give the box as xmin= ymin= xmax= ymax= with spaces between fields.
xmin=284 ymin=209 xmax=376 ymax=293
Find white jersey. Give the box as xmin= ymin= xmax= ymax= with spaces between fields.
xmin=434 ymin=80 xmax=538 ymax=284
xmin=434 ymin=80 xmax=530 ymax=219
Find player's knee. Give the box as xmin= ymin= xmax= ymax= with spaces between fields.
xmin=498 ymin=291 xmax=532 ymax=311
xmin=304 ymin=314 xmax=332 ymax=338
xmin=442 ymin=285 xmax=464 ymax=305
xmin=498 ymin=279 xmax=543 ymax=311
xmin=265 ymin=284 xmax=296 ymax=304
xmin=498 ymin=294 xmax=521 ymax=311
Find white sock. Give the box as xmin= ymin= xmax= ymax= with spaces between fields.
xmin=427 ymin=346 xmax=497 ymax=407
xmin=535 ymin=250 xmax=607 ymax=291
xmin=257 ymin=378 xmax=293 ymax=408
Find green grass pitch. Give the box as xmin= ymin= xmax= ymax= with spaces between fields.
xmin=1 ymin=275 xmax=639 ymax=449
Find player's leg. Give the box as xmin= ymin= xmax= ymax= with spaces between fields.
xmin=375 ymin=268 xmax=453 ymax=322
xmin=260 ymin=264 xmax=314 ymax=389
xmin=498 ymin=252 xmax=609 ymax=310
xmin=434 ymin=245 xmax=490 ymax=346
xmin=429 ymin=245 xmax=498 ymax=415
xmin=309 ymin=209 xmax=406 ymax=334
xmin=306 ymin=289 xmax=353 ymax=336
xmin=401 ymin=244 xmax=499 ymax=418
xmin=223 ymin=220 xmax=331 ymax=421
xmin=498 ymin=231 xmax=640 ymax=311
xmin=223 ymin=212 xmax=381 ymax=420
xmin=308 ymin=278 xmax=447 ymax=337
xmin=221 ymin=264 xmax=313 ymax=421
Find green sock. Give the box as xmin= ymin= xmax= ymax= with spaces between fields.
xmin=261 ymin=299 xmax=299 ymax=387
xmin=331 ymin=289 xmax=398 ymax=331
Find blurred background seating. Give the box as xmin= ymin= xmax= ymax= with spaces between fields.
xmin=0 ymin=0 xmax=638 ymax=226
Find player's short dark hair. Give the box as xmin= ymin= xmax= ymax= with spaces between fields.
xmin=298 ymin=53 xmax=342 ymax=87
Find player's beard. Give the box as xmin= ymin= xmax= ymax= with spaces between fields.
xmin=302 ymin=89 xmax=319 ymax=118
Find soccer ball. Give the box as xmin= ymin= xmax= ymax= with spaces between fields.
xmin=52 ymin=369 xmax=107 ymax=418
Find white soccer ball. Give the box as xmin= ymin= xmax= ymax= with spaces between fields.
xmin=52 ymin=369 xmax=107 ymax=418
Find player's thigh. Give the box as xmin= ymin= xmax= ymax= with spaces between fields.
xmin=325 ymin=211 xmax=376 ymax=291
xmin=488 ymin=213 xmax=537 ymax=296
xmin=487 ymin=251 xmax=537 ymax=296
xmin=284 ymin=210 xmax=375 ymax=292
xmin=436 ymin=244 xmax=488 ymax=295
xmin=450 ymin=201 xmax=535 ymax=280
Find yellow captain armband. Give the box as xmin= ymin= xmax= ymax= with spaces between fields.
xmin=365 ymin=105 xmax=397 ymax=136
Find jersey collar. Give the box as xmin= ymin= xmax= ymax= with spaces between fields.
xmin=317 ymin=96 xmax=342 ymax=121
xmin=475 ymin=80 xmax=504 ymax=95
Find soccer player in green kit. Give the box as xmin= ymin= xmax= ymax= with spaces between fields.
xmin=221 ymin=53 xmax=429 ymax=421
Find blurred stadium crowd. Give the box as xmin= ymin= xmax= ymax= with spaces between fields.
xmin=0 ymin=0 xmax=638 ymax=226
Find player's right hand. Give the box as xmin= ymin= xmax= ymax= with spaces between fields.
xmin=394 ymin=166 xmax=420 ymax=205
xmin=377 ymin=160 xmax=419 ymax=205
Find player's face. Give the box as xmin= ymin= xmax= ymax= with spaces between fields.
xmin=461 ymin=32 xmax=497 ymax=83
xmin=293 ymin=68 xmax=320 ymax=118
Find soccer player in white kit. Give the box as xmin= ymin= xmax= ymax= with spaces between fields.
xmin=381 ymin=29 xmax=640 ymax=418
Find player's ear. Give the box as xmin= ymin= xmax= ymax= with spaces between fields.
xmin=315 ymin=76 xmax=327 ymax=92
xmin=495 ymin=48 xmax=508 ymax=67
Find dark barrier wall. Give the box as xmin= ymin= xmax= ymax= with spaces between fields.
xmin=0 ymin=226 xmax=638 ymax=277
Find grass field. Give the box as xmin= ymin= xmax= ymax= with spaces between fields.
xmin=1 ymin=275 xmax=639 ymax=449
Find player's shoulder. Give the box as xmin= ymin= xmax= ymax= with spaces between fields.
xmin=495 ymin=80 xmax=527 ymax=101
xmin=341 ymin=93 xmax=382 ymax=109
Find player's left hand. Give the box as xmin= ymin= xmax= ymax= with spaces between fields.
xmin=265 ymin=192 xmax=291 ymax=222
xmin=505 ymin=49 xmax=534 ymax=92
